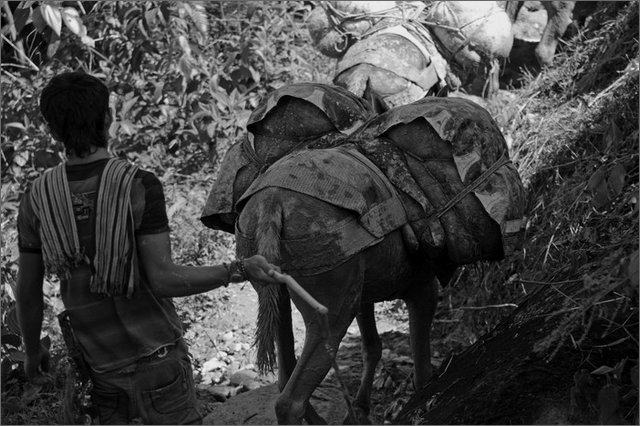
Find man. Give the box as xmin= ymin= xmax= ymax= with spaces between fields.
xmin=16 ymin=71 xmax=280 ymax=424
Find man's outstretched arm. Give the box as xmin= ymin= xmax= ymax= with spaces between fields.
xmin=137 ymin=231 xmax=280 ymax=298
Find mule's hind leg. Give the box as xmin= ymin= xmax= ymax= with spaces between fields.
xmin=405 ymin=271 xmax=438 ymax=390
xmin=274 ymin=293 xmax=326 ymax=424
xmin=275 ymin=259 xmax=364 ymax=424
xmin=343 ymin=303 xmax=381 ymax=424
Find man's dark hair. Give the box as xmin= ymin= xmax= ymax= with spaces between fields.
xmin=40 ymin=72 xmax=110 ymax=157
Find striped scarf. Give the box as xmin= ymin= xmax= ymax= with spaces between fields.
xmin=30 ymin=158 xmax=139 ymax=297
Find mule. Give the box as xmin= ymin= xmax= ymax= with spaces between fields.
xmin=200 ymin=87 xmax=435 ymax=423
xmin=235 ymin=174 xmax=438 ymax=424
xmin=201 ymin=84 xmax=524 ymax=423
xmin=328 ymin=2 xmax=514 ymax=102
xmin=205 ymin=139 xmax=441 ymax=423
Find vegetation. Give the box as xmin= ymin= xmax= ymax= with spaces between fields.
xmin=1 ymin=1 xmax=637 ymax=424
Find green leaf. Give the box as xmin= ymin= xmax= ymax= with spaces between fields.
xmin=80 ymin=34 xmax=95 ymax=48
xmin=120 ymin=96 xmax=139 ymax=117
xmin=8 ymin=350 xmax=25 ymax=362
xmin=4 ymin=283 xmax=16 ymax=301
xmin=5 ymin=122 xmax=27 ymax=132
xmin=597 ymin=384 xmax=621 ymax=424
xmin=13 ymin=7 xmax=31 ymax=35
xmin=178 ymin=35 xmax=192 ymax=56
xmin=118 ymin=120 xmax=136 ymax=135
xmin=40 ymin=3 xmax=62 ymax=36
xmin=61 ymin=7 xmax=85 ymax=37
xmin=144 ymin=8 xmax=159 ymax=30
xmin=40 ymin=335 xmax=51 ymax=350
xmin=630 ymin=365 xmax=639 ymax=388
xmin=1 ymin=358 xmax=14 ymax=384
xmin=189 ymin=2 xmax=208 ymax=36
xmin=592 ymin=365 xmax=615 ymax=375
xmin=627 ymin=250 xmax=639 ymax=288
xmin=603 ymin=119 xmax=622 ymax=152
xmin=1 ymin=333 xmax=22 ymax=349
xmin=46 ymin=30 xmax=61 ymax=58
xmin=587 ymin=167 xmax=610 ymax=209
xmin=179 ymin=54 xmax=193 ymax=81
xmin=4 ymin=306 xmax=21 ymax=335
xmin=13 ymin=151 xmax=29 ymax=167
xmin=22 ymin=383 xmax=42 ymax=404
xmin=31 ymin=6 xmax=47 ymax=32
xmin=607 ymin=163 xmax=626 ymax=199
xmin=159 ymin=3 xmax=171 ymax=23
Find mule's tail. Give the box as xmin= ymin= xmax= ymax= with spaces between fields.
xmin=254 ymin=199 xmax=287 ymax=374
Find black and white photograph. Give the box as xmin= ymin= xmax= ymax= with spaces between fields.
xmin=1 ymin=1 xmax=638 ymax=424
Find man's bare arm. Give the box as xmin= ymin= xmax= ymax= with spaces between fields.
xmin=137 ymin=232 xmax=279 ymax=298
xmin=16 ymin=252 xmax=49 ymax=383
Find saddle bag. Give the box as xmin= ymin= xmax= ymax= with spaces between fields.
xmin=353 ymin=96 xmax=527 ymax=266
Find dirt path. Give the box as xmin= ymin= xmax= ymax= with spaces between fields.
xmin=176 ymin=282 xmax=418 ymax=424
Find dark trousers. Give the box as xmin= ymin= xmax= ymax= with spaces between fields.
xmin=89 ymin=339 xmax=202 ymax=424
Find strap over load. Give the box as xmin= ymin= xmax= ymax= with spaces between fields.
xmin=201 ymin=83 xmax=373 ymax=233
xmin=246 ymin=82 xmax=372 ymax=141
xmin=353 ymin=96 xmax=526 ymax=265
xmin=423 ymin=1 xmax=514 ymax=68
xmin=307 ymin=1 xmax=415 ymax=57
xmin=235 ymin=146 xmax=408 ymax=276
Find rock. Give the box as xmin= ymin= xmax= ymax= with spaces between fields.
xmin=210 ymin=371 xmax=224 ymax=384
xmin=202 ymin=358 xmax=226 ymax=373
xmin=197 ymin=385 xmax=233 ymax=402
xmin=229 ymin=370 xmax=259 ymax=389
xmin=222 ymin=331 xmax=234 ymax=344
xmin=229 ymin=369 xmax=263 ymax=392
xmin=229 ymin=369 xmax=258 ymax=387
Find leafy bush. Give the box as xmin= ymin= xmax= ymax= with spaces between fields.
xmin=1 ymin=2 xmax=333 ymax=423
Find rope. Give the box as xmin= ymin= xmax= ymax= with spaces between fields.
xmin=427 ymin=155 xmax=512 ymax=222
xmin=241 ymin=131 xmax=351 ymax=175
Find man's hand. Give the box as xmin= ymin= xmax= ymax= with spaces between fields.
xmin=243 ymin=255 xmax=281 ymax=284
xmin=24 ymin=344 xmax=50 ymax=385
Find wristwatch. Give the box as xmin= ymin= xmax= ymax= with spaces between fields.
xmin=225 ymin=259 xmax=247 ymax=283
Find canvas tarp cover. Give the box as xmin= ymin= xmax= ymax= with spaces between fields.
xmin=246 ymin=83 xmax=372 ymax=140
xmin=335 ymin=22 xmax=445 ymax=94
xmin=354 ymin=96 xmax=526 ymax=264
xmin=201 ymin=83 xmax=372 ymax=232
xmin=235 ymin=146 xmax=408 ymax=275
xmin=200 ymin=141 xmax=249 ymax=232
